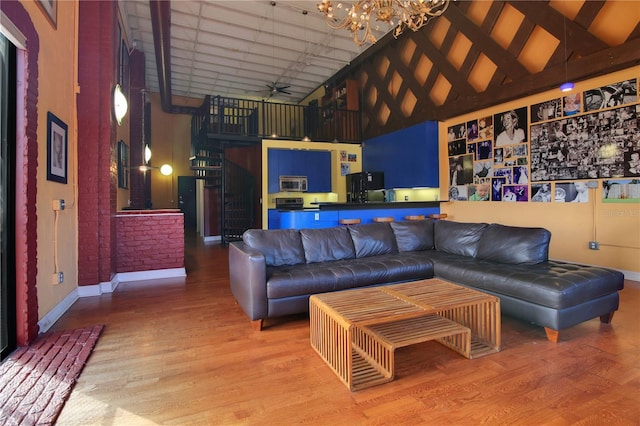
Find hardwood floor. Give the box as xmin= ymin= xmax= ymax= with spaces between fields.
xmin=54 ymin=232 xmax=640 ymax=425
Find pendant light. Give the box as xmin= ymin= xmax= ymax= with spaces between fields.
xmin=559 ymin=15 xmax=574 ymax=92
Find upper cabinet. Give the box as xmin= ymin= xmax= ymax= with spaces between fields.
xmin=362 ymin=121 xmax=439 ymax=189
xmin=268 ymin=148 xmax=332 ymax=193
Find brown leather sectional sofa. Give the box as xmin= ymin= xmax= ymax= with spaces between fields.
xmin=228 ymin=220 xmax=624 ymax=342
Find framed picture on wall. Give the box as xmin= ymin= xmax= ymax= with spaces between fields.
xmin=46 ymin=112 xmax=67 ymax=184
xmin=118 ymin=140 xmax=129 ymax=189
xmin=36 ymin=0 xmax=57 ymax=29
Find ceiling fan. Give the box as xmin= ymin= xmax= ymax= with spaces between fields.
xmin=266 ymin=82 xmax=292 ymax=96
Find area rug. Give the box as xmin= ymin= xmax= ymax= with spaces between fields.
xmin=0 ymin=324 xmax=104 ymax=425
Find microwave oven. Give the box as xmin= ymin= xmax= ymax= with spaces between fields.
xmin=279 ymin=176 xmax=308 ymax=192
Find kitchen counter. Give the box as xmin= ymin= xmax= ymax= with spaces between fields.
xmin=272 ymin=202 xmax=443 ymax=229
xmin=314 ymin=201 xmax=442 ymax=210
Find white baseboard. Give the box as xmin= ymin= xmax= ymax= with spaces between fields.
xmin=116 ymin=267 xmax=186 ymax=282
xmin=38 ymin=289 xmax=79 ymax=333
xmin=203 ymin=235 xmax=221 ymax=243
xmin=38 ymin=267 xmax=187 ymax=333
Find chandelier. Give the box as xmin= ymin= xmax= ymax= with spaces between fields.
xmin=317 ymin=0 xmax=450 ymax=46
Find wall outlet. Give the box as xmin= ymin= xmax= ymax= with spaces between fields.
xmin=589 ymin=241 xmax=599 ymax=250
xmin=52 ymin=272 xmax=64 ymax=284
xmin=52 ymin=199 xmax=65 ymax=211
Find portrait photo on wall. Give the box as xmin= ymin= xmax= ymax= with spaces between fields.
xmin=502 ymin=185 xmax=528 ymax=202
xmin=584 ymin=78 xmax=638 ymax=113
xmin=477 ymin=140 xmax=493 ymax=160
xmin=531 ymin=98 xmax=562 ymax=123
xmin=531 ymin=183 xmax=552 ymax=202
xmin=503 ymin=146 xmax=514 ymax=161
xmin=494 ymin=147 xmax=504 ymax=164
xmin=448 ymin=123 xmax=467 ymax=141
xmin=448 ymin=139 xmax=466 ymax=156
xmin=467 ymin=142 xmax=476 ymax=160
xmin=554 ymin=182 xmax=589 ymax=203
xmin=514 ymin=166 xmax=529 ymax=184
xmin=513 ymin=143 xmax=528 ymax=157
xmin=602 ymin=179 xmax=640 ymax=203
xmin=449 ymin=154 xmax=474 ymax=186
xmin=478 ymin=116 xmax=494 ymax=140
xmin=624 ymin=150 xmax=640 ymax=177
xmin=491 ymin=177 xmax=506 ymax=201
xmin=467 ymin=119 xmax=479 ymax=141
xmin=449 ymin=185 xmax=468 ymax=201
xmin=468 ymin=182 xmax=490 ymax=201
xmin=530 ymin=104 xmax=639 ymax=181
xmin=474 ymin=160 xmax=493 ymax=181
xmin=494 ymin=107 xmax=528 ymax=147
xmin=563 ymin=93 xmax=581 ymax=116
xmin=494 ymin=167 xmax=512 ymax=184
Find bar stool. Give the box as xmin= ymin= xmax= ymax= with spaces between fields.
xmin=428 ymin=213 xmax=448 ymax=220
xmin=405 ymin=215 xmax=425 ymax=221
xmin=373 ymin=217 xmax=394 ymax=223
xmin=339 ymin=218 xmax=361 ymax=225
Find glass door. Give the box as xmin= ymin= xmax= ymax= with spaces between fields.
xmin=1 ymin=33 xmax=17 ymax=360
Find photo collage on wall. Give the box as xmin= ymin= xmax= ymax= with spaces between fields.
xmin=447 ymin=78 xmax=639 ymax=203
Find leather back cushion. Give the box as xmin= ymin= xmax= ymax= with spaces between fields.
xmin=476 ymin=223 xmax=551 ymax=264
xmin=242 ymin=229 xmax=305 ymax=266
xmin=390 ymin=220 xmax=435 ymax=252
xmin=434 ymin=220 xmax=488 ymax=257
xmin=300 ymin=227 xmax=355 ymax=264
xmin=348 ymin=223 xmax=398 ymax=258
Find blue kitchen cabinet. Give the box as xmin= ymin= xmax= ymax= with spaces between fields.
xmin=305 ymin=151 xmax=331 ymax=192
xmin=267 ymin=149 xmax=280 ymax=193
xmin=267 ymin=149 xmax=332 ymax=193
xmin=267 ymin=209 xmax=281 ymax=229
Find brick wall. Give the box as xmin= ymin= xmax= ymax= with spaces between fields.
xmin=2 ymin=0 xmax=41 ymax=345
xmin=115 ymin=211 xmax=184 ymax=272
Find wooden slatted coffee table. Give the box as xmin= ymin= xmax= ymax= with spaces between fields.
xmin=309 ymin=278 xmax=501 ymax=391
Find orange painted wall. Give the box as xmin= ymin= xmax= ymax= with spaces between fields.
xmin=439 ymin=67 xmax=640 ymax=276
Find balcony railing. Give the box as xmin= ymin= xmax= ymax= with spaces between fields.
xmin=191 ymin=95 xmax=361 ymax=144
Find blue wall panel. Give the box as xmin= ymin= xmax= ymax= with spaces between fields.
xmin=363 ymin=121 xmax=439 ymax=188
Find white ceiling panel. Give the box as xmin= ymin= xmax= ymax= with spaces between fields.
xmin=121 ymin=0 xmax=378 ymax=103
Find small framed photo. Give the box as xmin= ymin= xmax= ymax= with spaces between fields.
xmin=36 ymin=0 xmax=57 ymax=29
xmin=47 ymin=112 xmax=67 ymax=184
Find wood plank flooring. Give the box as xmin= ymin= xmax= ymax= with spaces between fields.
xmin=53 ymin=232 xmax=640 ymax=425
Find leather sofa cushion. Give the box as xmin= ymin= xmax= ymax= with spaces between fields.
xmin=242 ymin=229 xmax=305 ymax=266
xmin=476 ymin=223 xmax=551 ymax=264
xmin=348 ymin=223 xmax=398 ymax=258
xmin=434 ymin=220 xmax=488 ymax=257
xmin=266 ymin=252 xmax=434 ymax=299
xmin=390 ymin=220 xmax=435 ymax=252
xmin=300 ymin=227 xmax=355 ymax=264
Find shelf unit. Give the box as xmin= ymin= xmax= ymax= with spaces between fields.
xmin=321 ymin=79 xmax=359 ymax=140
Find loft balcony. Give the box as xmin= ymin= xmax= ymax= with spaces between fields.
xmin=191 ymin=95 xmax=362 ymax=146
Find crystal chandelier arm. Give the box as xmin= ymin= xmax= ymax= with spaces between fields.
xmin=317 ymin=0 xmax=450 ymax=46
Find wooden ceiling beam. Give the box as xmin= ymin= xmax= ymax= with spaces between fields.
xmin=446 ymin=4 xmax=530 ymax=81
xmin=434 ymin=41 xmax=639 ymax=120
xmin=509 ymin=1 xmax=608 ymax=55
xmin=573 ymin=1 xmax=606 ymax=29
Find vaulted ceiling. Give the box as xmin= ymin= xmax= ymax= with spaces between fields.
xmin=120 ymin=1 xmax=640 ymax=139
